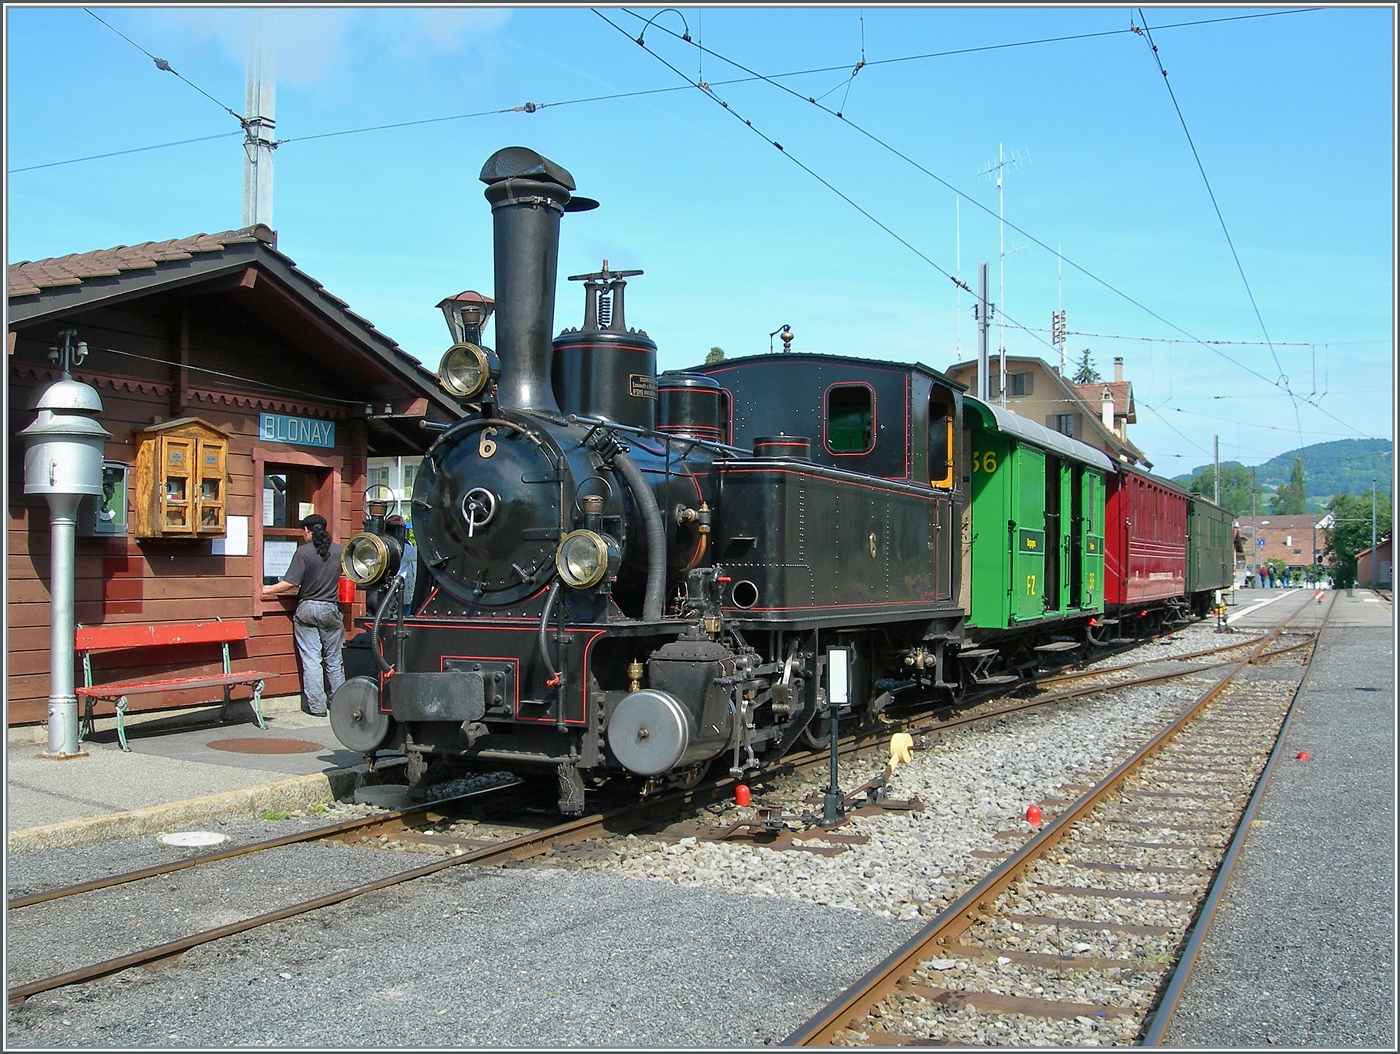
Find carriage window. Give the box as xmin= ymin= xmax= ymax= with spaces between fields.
xmin=928 ymin=388 xmax=954 ymax=488
xmin=826 ymin=385 xmax=874 ymax=454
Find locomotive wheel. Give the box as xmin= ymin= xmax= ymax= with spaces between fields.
xmin=329 ymin=676 xmax=394 ymax=754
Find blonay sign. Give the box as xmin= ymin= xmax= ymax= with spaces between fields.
xmin=260 ymin=413 xmax=335 ymax=449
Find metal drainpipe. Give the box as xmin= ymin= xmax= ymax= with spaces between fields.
xmin=45 ymin=494 xmax=82 ymax=756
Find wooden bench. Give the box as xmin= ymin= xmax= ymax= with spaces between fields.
xmin=75 ymin=621 xmax=277 ymax=751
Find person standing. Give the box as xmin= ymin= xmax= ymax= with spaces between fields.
xmin=261 ymin=514 xmax=345 ymax=716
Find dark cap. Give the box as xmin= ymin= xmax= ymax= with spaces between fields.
xmin=299 ymin=513 xmax=328 ymax=530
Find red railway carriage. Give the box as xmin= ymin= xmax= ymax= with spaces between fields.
xmin=1104 ymin=466 xmax=1189 ymax=607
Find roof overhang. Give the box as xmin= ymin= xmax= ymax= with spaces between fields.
xmin=963 ymin=396 xmax=1115 ymax=472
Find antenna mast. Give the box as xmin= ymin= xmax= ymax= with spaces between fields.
xmin=955 ymin=197 xmax=962 ymax=361
xmin=979 ymin=145 xmax=1028 ymax=406
xmin=242 ymin=11 xmax=276 ymax=229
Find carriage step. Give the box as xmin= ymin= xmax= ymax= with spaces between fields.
xmin=972 ymin=674 xmax=1021 ymax=687
xmin=958 ymin=647 xmax=999 ymax=660
xmin=1034 ymin=641 xmax=1081 ymax=653
xmin=1096 ymin=618 xmax=1120 ymax=626
xmin=1104 ymin=637 xmax=1136 ymax=646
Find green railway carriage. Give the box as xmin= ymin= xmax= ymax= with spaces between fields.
xmin=1186 ymin=496 xmax=1234 ymax=610
xmin=961 ymin=398 xmax=1111 ymax=636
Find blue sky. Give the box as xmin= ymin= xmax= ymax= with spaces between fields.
xmin=6 ymin=5 xmax=1395 ymax=473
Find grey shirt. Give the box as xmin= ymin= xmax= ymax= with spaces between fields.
xmin=282 ymin=541 xmax=344 ymax=603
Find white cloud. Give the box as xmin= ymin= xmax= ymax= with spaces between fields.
xmin=143 ymin=7 xmax=511 ymax=87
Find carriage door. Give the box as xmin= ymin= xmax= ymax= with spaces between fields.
xmin=1068 ymin=464 xmax=1084 ymax=608
xmin=1012 ymin=445 xmax=1047 ymax=622
xmin=1083 ymin=470 xmax=1105 ymax=610
xmin=1043 ymin=454 xmax=1063 ymax=614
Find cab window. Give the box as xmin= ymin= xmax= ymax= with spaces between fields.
xmin=928 ymin=387 xmax=954 ymax=488
xmin=826 ymin=385 xmax=874 ymax=454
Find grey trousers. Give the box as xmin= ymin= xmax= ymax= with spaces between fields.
xmin=293 ymin=600 xmax=346 ymax=715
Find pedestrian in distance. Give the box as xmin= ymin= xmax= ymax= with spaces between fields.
xmin=261 ymin=513 xmax=345 ymax=716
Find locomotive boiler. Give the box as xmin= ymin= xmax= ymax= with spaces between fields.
xmin=331 ymin=146 xmax=968 ymax=812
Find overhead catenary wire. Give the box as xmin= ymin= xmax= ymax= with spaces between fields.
xmin=1134 ymin=10 xmax=1304 ymax=456
xmin=593 ymin=8 xmax=1067 ymax=364
xmin=18 ymin=10 xmax=1319 ymax=172
xmin=84 ymin=8 xmax=246 ymax=126
xmin=617 ymin=6 xmax=1367 ymax=441
xmin=8 ymin=131 xmax=245 ymax=174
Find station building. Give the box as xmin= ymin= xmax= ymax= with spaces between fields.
xmin=1233 ymin=514 xmax=1331 ymax=578
xmin=943 ymin=355 xmax=1150 ymax=469
xmin=6 ymin=225 xmax=460 ymax=729
xmin=1356 ymin=535 xmax=1392 ymax=588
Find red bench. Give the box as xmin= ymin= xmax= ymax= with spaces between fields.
xmin=75 ymin=621 xmax=278 ymax=751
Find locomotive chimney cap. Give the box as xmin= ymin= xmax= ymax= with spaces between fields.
xmin=479 ymin=146 xmax=599 ymax=211
xmin=479 ymin=146 xmax=576 ymax=189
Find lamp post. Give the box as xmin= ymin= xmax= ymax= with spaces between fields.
xmin=19 ymin=331 xmax=111 ymax=759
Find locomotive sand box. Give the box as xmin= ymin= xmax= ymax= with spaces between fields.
xmin=330 ymin=147 xmax=1233 ymax=812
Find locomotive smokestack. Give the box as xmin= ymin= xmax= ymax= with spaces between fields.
xmin=479 ymin=147 xmax=598 ymax=413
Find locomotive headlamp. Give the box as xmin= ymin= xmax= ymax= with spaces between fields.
xmin=555 ymin=530 xmax=616 ymax=589
xmin=437 ymin=342 xmax=500 ymax=400
xmin=342 ymin=531 xmax=401 ymax=587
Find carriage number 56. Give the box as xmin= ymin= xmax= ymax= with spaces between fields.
xmin=971 ymin=450 xmax=997 ymax=473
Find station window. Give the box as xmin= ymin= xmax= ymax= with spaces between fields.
xmin=251 ymin=446 xmax=342 ymax=613
xmin=1006 ymin=372 xmax=1032 ymax=397
xmin=262 ymin=466 xmax=331 ymax=585
xmin=826 ymin=384 xmax=874 ymax=454
xmin=928 ymin=387 xmax=954 ymax=488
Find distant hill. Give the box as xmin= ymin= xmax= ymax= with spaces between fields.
xmin=1173 ymin=439 xmax=1392 ymax=505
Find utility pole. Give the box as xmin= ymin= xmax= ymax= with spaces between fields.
xmin=242 ymin=12 xmax=276 ymax=229
xmin=975 ymin=261 xmax=990 ymax=402
xmin=1056 ymin=242 xmax=1065 ymax=374
xmin=1250 ymin=466 xmax=1257 ymax=584
xmin=1372 ymin=477 xmax=1378 ymax=587
xmin=1213 ymin=436 xmax=1220 ymax=506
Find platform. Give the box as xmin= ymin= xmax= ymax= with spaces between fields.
xmin=5 ymin=700 xmax=365 ymax=852
xmin=1163 ymin=587 xmax=1395 ymax=1047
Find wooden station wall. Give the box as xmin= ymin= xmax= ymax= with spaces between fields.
xmin=7 ymin=294 xmax=374 ymax=726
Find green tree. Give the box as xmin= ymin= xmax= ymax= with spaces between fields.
xmin=1270 ymin=458 xmax=1307 ymax=515
xmin=1323 ymin=489 xmax=1392 ymax=588
xmin=1071 ymin=348 xmax=1100 ymax=384
xmin=704 ymin=346 xmax=726 ymax=365
xmin=1187 ymin=463 xmax=1264 ymax=519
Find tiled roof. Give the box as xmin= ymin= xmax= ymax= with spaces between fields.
xmin=1073 ymin=379 xmax=1135 ymax=421
xmin=1237 ymin=515 xmax=1331 ymax=531
xmin=7 ymin=225 xmax=275 ymax=298
xmin=7 ymin=223 xmax=462 ymax=421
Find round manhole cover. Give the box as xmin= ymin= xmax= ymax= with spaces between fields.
xmin=207 ymin=738 xmax=325 ymax=755
xmin=158 ymin=831 xmax=229 ymax=847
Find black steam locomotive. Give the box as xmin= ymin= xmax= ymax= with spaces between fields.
xmin=332 ymin=146 xmax=972 ymax=812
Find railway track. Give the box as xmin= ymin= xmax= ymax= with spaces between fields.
xmin=6 ymin=615 xmax=1304 ymax=1011
xmin=784 ymin=592 xmax=1333 ymax=1046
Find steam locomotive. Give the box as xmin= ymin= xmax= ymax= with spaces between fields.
xmin=331 ymin=146 xmax=1233 ymax=813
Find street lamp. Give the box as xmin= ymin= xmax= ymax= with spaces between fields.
xmin=19 ymin=330 xmax=111 ymax=759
